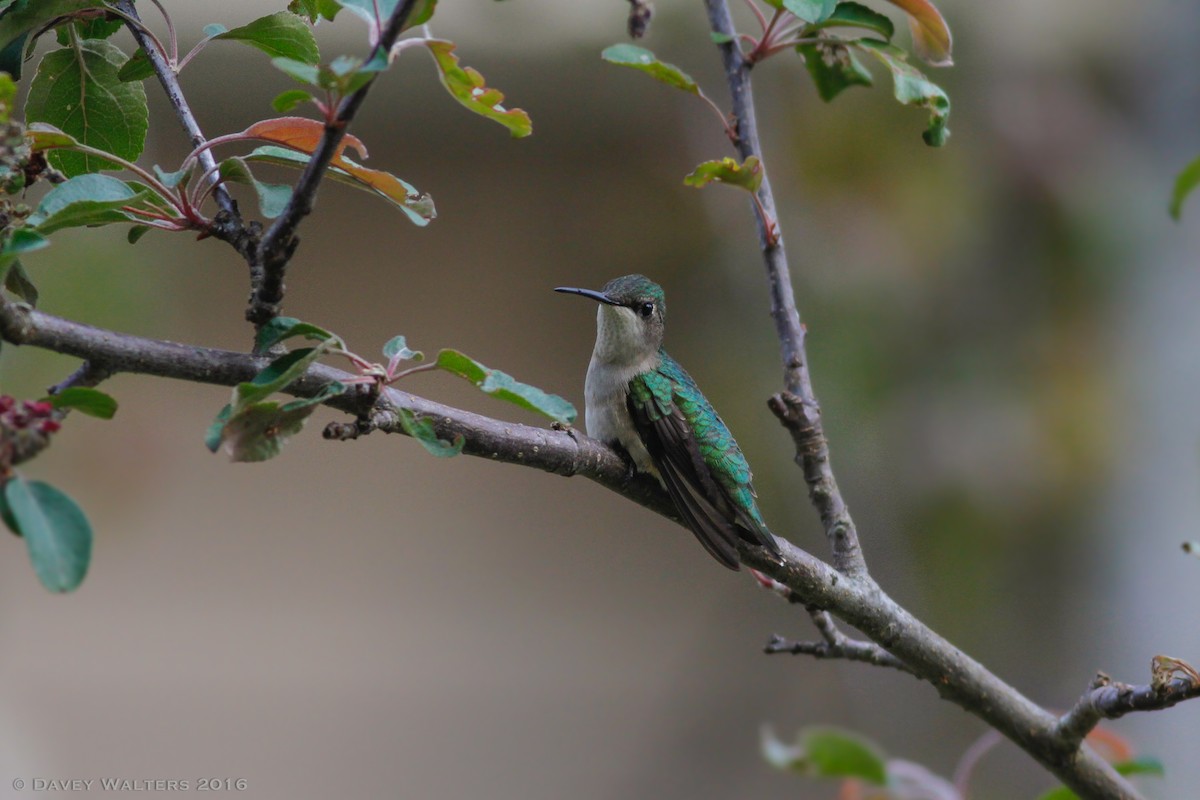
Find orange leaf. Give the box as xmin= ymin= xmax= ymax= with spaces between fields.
xmin=885 ymin=0 xmax=952 ymax=66
xmin=331 ymin=155 xmax=436 ymax=226
xmin=241 ymin=117 xmax=369 ymax=161
xmin=1085 ymin=726 xmax=1134 ymax=764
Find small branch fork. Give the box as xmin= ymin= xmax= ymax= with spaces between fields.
xmin=249 ymin=0 xmax=422 ymax=327
xmin=764 ymin=608 xmax=915 ymax=676
xmin=1055 ymin=662 xmax=1200 ymax=751
xmin=112 ymin=0 xmax=238 ymax=221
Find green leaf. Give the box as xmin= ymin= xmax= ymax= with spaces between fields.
xmin=5 ymin=476 xmax=92 ymax=593
xmin=600 ymin=43 xmax=698 ymax=95
xmin=683 ymin=156 xmax=763 ymax=193
xmin=272 ymin=88 xmax=313 ymax=113
xmin=116 ymin=47 xmax=154 ymax=82
xmin=215 ymin=383 xmax=344 ymax=462
xmin=336 ymin=0 xmax=436 ymax=34
xmin=45 ymin=386 xmax=117 ymax=419
xmin=153 ymin=163 xmax=193 ymax=189
xmin=0 ymin=69 xmax=14 ymax=122
xmin=799 ymin=41 xmax=873 ymax=101
xmin=762 ymin=726 xmax=888 ymax=784
xmin=127 ymin=224 xmax=151 ymax=244
xmin=0 ymin=31 xmax=27 ymax=80
xmin=1114 ymin=758 xmax=1165 ymax=778
xmin=234 ymin=347 xmax=325 ymax=408
xmin=383 ymin=334 xmax=423 ymax=363
xmin=426 ymin=40 xmax=532 ymax=138
xmin=25 ymin=121 xmax=79 ymax=151
xmin=271 ymin=55 xmax=321 ymax=87
xmin=289 ymin=0 xmax=342 ymax=23
xmin=245 ymin=145 xmax=436 ymax=225
xmin=0 ymin=0 xmax=110 ymax=53
xmin=205 ymin=404 xmax=233 ymax=453
xmin=1 ymin=227 xmax=49 ymax=262
xmin=254 ymin=315 xmax=337 ymax=352
xmin=213 ymin=11 xmax=320 ymax=65
xmin=0 ymin=480 xmax=18 ymax=534
xmin=396 ymin=407 xmax=464 ymax=458
xmin=26 ymin=173 xmax=149 ymax=234
xmin=1170 ymin=155 xmax=1200 ymax=220
xmin=56 ymin=15 xmax=123 ymax=44
xmin=26 ymin=40 xmax=149 ymax=176
xmin=3 ymin=259 xmax=37 ymax=304
xmin=710 ymin=32 xmax=735 ymax=44
xmin=809 ymin=2 xmax=895 ymax=39
xmin=434 ymin=349 xmax=577 ymax=424
xmin=855 ymin=39 xmax=950 ymax=146
xmin=218 ymin=157 xmax=292 ymax=219
xmin=783 ymin=0 xmax=838 ymax=23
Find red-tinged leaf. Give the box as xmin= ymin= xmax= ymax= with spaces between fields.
xmin=683 ymin=156 xmax=763 ymax=193
xmin=885 ymin=0 xmax=953 ymax=66
xmin=425 ymin=40 xmax=532 ymax=138
xmin=331 ymin=154 xmax=436 ymax=226
xmin=244 ymin=145 xmax=435 ymax=226
xmin=241 ymin=116 xmax=368 ymax=161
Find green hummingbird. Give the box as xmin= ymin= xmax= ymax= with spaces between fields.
xmin=555 ymin=274 xmax=782 ymax=570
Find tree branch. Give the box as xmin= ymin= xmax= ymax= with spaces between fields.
xmin=1055 ymin=666 xmax=1200 ymax=750
xmin=0 ymin=294 xmax=1172 ymax=797
xmin=702 ymin=0 xmax=865 ymax=579
xmin=112 ymin=0 xmax=238 ymax=221
xmin=764 ymin=609 xmax=915 ymax=675
xmin=249 ymin=0 xmax=421 ymax=326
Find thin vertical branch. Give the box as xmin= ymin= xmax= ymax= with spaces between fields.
xmin=701 ymin=0 xmax=865 ymax=577
xmin=112 ymin=0 xmax=237 ymax=221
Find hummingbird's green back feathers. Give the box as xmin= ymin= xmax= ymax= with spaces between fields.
xmin=627 ymin=351 xmax=780 ymax=570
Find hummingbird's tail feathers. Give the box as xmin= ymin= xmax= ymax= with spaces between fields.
xmin=654 ymin=454 xmax=741 ymax=570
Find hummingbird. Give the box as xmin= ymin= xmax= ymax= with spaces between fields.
xmin=555 ymin=274 xmax=782 ymax=570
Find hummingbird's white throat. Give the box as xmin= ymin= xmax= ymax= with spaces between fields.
xmin=591 ymin=304 xmax=659 ymax=367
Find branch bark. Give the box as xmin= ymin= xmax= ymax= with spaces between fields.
xmin=701 ymin=0 xmax=865 ymax=579
xmin=700 ymin=1 xmax=1150 ymax=796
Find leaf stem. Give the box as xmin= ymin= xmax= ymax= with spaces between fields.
xmin=145 ymin=0 xmax=178 ymax=63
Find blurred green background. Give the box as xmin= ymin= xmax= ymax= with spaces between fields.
xmin=1 ymin=1 xmax=1198 ymax=798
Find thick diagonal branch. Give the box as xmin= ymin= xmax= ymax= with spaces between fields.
xmin=0 ymin=297 xmax=1172 ymax=798
xmin=249 ymin=0 xmax=421 ymax=325
xmin=702 ymin=0 xmax=864 ymax=578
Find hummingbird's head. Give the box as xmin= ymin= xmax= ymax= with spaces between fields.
xmin=555 ymin=274 xmax=666 ymax=365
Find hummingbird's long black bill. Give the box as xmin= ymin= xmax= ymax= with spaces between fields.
xmin=554 ymin=286 xmax=620 ymax=305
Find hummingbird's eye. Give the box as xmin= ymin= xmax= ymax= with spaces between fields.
xmin=638 ymin=302 xmax=655 ymax=318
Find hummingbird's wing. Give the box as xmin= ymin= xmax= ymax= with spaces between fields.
xmin=627 ymin=359 xmax=780 ymax=571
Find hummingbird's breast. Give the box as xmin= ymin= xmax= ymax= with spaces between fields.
xmin=583 ymin=356 xmax=660 ymax=479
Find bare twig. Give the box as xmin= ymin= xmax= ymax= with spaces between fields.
xmin=1055 ymin=664 xmax=1200 ymax=750
xmin=49 ymin=361 xmax=112 ymax=395
xmin=250 ymin=0 xmax=421 ymax=326
xmin=702 ymin=0 xmax=866 ymax=579
xmin=764 ymin=609 xmax=915 ymax=675
xmin=112 ymin=0 xmax=238 ymax=221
